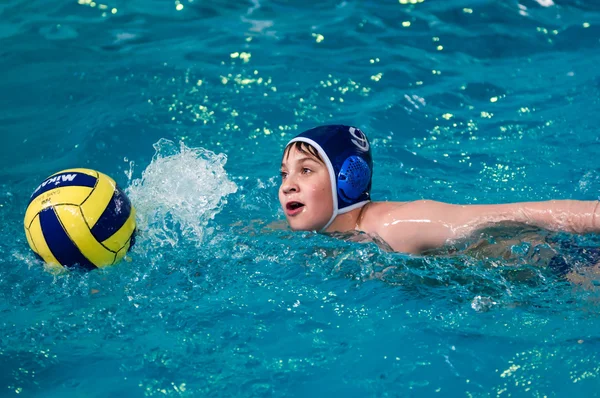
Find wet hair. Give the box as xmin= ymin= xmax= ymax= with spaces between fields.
xmin=282 ymin=141 xmax=324 ymax=163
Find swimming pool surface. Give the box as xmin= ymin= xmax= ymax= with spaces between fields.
xmin=2 ymin=0 xmax=600 ymax=396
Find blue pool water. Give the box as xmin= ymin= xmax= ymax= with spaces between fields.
xmin=2 ymin=0 xmax=600 ymax=396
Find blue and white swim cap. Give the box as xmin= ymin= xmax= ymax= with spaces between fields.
xmin=287 ymin=125 xmax=373 ymax=230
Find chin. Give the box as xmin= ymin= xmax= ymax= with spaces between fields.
xmin=287 ymin=222 xmax=309 ymax=231
xmin=287 ymin=219 xmax=325 ymax=232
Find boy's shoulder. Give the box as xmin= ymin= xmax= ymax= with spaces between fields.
xmin=366 ymin=200 xmax=438 ymax=216
xmin=361 ymin=200 xmax=456 ymax=253
xmin=361 ymin=200 xmax=448 ymax=231
xmin=360 ymin=201 xmax=408 ymax=231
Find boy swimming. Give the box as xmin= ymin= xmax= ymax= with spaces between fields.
xmin=279 ymin=125 xmax=600 ymax=255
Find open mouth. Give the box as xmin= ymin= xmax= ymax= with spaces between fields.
xmin=286 ymin=201 xmax=305 ymax=214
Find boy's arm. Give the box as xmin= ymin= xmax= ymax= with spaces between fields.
xmin=375 ymin=200 xmax=600 ymax=254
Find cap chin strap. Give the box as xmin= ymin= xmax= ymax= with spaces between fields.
xmin=321 ymin=200 xmax=370 ymax=231
xmin=286 ymin=137 xmax=369 ymax=232
xmin=321 ymin=209 xmax=338 ymax=232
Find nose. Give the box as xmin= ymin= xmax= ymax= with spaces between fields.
xmin=281 ymin=174 xmax=299 ymax=194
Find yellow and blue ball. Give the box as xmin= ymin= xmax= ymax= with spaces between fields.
xmin=24 ymin=168 xmax=136 ymax=271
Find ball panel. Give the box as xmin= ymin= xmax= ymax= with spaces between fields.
xmin=113 ymin=237 xmax=133 ymax=266
xmin=53 ymin=205 xmax=115 ymax=267
xmin=47 ymin=168 xmax=99 ymax=178
xmin=101 ymin=207 xmax=136 ymax=252
xmin=39 ymin=206 xmax=97 ymax=270
xmin=24 ymin=222 xmax=39 ymax=256
xmin=29 ymin=171 xmax=97 ymax=205
xmin=90 ymin=186 xmax=133 ymax=243
xmin=80 ymin=172 xmax=117 ymax=228
xmin=29 ymin=210 xmax=65 ymax=267
xmin=25 ymin=186 xmax=95 ymax=228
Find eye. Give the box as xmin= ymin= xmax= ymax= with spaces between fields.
xmin=302 ymin=168 xmax=312 ymax=174
xmin=280 ymin=171 xmax=288 ymax=179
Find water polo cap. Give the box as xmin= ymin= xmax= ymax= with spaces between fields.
xmin=287 ymin=124 xmax=373 ymax=230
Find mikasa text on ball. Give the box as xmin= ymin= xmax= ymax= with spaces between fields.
xmin=24 ymin=168 xmax=136 ymax=270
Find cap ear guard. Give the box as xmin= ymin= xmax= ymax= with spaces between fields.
xmin=337 ymin=156 xmax=371 ymax=202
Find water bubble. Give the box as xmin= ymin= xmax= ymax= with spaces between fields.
xmin=577 ymin=171 xmax=600 ymax=195
xmin=39 ymin=24 xmax=78 ymax=40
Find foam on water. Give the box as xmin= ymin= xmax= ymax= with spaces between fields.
xmin=126 ymin=138 xmax=237 ymax=250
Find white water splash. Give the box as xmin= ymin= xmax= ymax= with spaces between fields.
xmin=471 ymin=295 xmax=497 ymax=312
xmin=126 ymin=139 xmax=237 ymax=248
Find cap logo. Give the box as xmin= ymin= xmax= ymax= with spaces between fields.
xmin=349 ymin=127 xmax=369 ymax=152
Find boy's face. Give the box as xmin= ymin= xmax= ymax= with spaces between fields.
xmin=279 ymin=144 xmax=333 ymax=231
